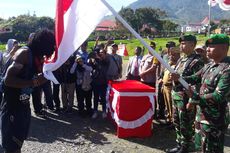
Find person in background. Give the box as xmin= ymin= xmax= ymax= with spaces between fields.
xmin=60 ymin=56 xmax=76 ymax=114
xmin=0 ymin=28 xmax=55 ymax=153
xmin=91 ymin=49 xmax=109 ymax=119
xmin=139 ymin=41 xmax=157 ymax=87
xmin=139 ymin=42 xmax=158 ymax=118
xmin=77 ymin=41 xmax=89 ymax=64
xmin=0 ymin=39 xmax=20 ymax=104
xmin=3 ymin=39 xmax=19 ymax=65
xmin=71 ymin=55 xmax=93 ymax=117
xmin=156 ymin=41 xmax=176 ymax=119
xmin=194 ymin=45 xmax=210 ymax=64
xmin=126 ymin=46 xmax=143 ymax=81
xmin=107 ymin=43 xmax=122 ymax=80
xmin=162 ymin=47 xmax=180 ymax=125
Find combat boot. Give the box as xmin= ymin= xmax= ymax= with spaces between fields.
xmin=176 ymin=146 xmax=188 ymax=153
xmin=165 ymin=144 xmax=181 ymax=153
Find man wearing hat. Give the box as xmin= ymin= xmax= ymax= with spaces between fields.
xmin=162 ymin=47 xmax=180 ymax=125
xmin=107 ymin=43 xmax=122 ymax=80
xmin=157 ymin=41 xmax=177 ymax=119
xmin=179 ymin=34 xmax=230 ymax=153
xmin=194 ymin=45 xmax=209 ymax=64
xmin=167 ymin=34 xmax=205 ymax=153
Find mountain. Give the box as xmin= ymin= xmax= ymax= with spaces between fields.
xmin=128 ymin=0 xmax=230 ymax=24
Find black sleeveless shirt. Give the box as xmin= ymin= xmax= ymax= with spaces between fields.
xmin=1 ymin=47 xmax=36 ymax=112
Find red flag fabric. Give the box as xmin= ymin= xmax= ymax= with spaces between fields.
xmin=217 ymin=0 xmax=230 ymax=10
xmin=43 ymin=0 xmax=109 ymax=83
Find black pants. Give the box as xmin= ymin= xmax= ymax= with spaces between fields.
xmin=31 ymin=87 xmax=42 ymax=114
xmin=52 ymin=83 xmax=60 ymax=109
xmin=76 ymin=84 xmax=92 ymax=113
xmin=1 ymin=105 xmax=31 ymax=152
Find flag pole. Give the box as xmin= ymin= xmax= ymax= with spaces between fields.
xmin=100 ymin=0 xmax=189 ymax=89
xmin=208 ymin=1 xmax=211 ymax=36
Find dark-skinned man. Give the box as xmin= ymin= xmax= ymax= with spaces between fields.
xmin=166 ymin=35 xmax=204 ymax=153
xmin=0 ymin=29 xmax=55 ymax=153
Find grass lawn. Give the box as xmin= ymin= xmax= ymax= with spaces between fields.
xmin=1 ymin=35 xmax=229 ymax=56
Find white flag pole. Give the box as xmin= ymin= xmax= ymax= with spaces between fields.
xmin=101 ymin=0 xmax=189 ymax=89
xmin=208 ymin=0 xmax=211 ymax=36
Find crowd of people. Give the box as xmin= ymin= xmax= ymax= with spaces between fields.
xmin=0 ymin=30 xmax=229 ymax=153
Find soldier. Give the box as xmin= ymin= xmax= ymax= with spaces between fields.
xmin=178 ymin=34 xmax=229 ymax=153
xmin=166 ymin=35 xmax=204 ymax=153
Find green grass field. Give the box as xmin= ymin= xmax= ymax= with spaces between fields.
xmin=1 ymin=35 xmax=229 ymax=56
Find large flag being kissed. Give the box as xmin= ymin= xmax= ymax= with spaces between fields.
xmin=43 ymin=0 xmax=109 ymax=83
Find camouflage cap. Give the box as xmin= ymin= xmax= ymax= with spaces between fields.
xmin=179 ymin=34 xmax=197 ymax=43
xmin=205 ymin=34 xmax=229 ymax=46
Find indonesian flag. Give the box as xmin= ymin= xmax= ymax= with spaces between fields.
xmin=208 ymin=0 xmax=218 ymax=7
xmin=117 ymin=44 xmax=129 ymax=56
xmin=43 ymin=0 xmax=109 ymax=83
xmin=216 ymin=0 xmax=230 ymax=10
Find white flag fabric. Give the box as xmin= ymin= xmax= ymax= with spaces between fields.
xmin=208 ymin=0 xmax=218 ymax=7
xmin=216 ymin=0 xmax=230 ymax=10
xmin=43 ymin=0 xmax=110 ymax=83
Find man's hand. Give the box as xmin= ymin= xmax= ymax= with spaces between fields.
xmin=186 ymin=102 xmax=195 ymax=110
xmin=169 ymin=73 xmax=180 ymax=82
xmin=157 ymin=79 xmax=163 ymax=84
xmin=185 ymin=85 xmax=195 ymax=98
xmin=33 ymin=73 xmax=47 ymax=87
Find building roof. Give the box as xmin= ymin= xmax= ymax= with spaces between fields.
xmin=95 ymin=20 xmax=117 ymax=31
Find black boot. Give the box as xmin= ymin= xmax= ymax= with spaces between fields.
xmin=165 ymin=144 xmax=181 ymax=153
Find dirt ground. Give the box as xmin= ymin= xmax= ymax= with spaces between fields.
xmin=0 ymin=61 xmax=229 ymax=153
xmin=0 ymin=106 xmax=229 ymax=153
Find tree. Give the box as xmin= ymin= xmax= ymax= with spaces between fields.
xmin=116 ymin=7 xmax=136 ymax=34
xmin=161 ymin=20 xmax=178 ymax=32
xmin=117 ymin=7 xmax=167 ymax=35
xmin=0 ymin=15 xmax=54 ymax=43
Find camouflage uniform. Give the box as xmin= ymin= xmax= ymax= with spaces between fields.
xmin=185 ymin=57 xmax=230 ymax=153
xmin=172 ymin=52 xmax=204 ymax=150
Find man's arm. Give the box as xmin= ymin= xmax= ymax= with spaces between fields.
xmin=191 ymin=69 xmax=230 ymax=106
xmin=4 ymin=49 xmax=46 ymax=88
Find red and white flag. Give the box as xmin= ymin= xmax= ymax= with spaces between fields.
xmin=208 ymin=0 xmax=218 ymax=7
xmin=216 ymin=0 xmax=230 ymax=10
xmin=117 ymin=44 xmax=129 ymax=56
xmin=43 ymin=0 xmax=109 ymax=83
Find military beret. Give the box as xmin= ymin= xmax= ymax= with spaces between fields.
xmin=179 ymin=34 xmax=197 ymax=43
xmin=205 ymin=34 xmax=229 ymax=46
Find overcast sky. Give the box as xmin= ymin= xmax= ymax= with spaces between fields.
xmin=0 ymin=0 xmax=137 ymax=19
